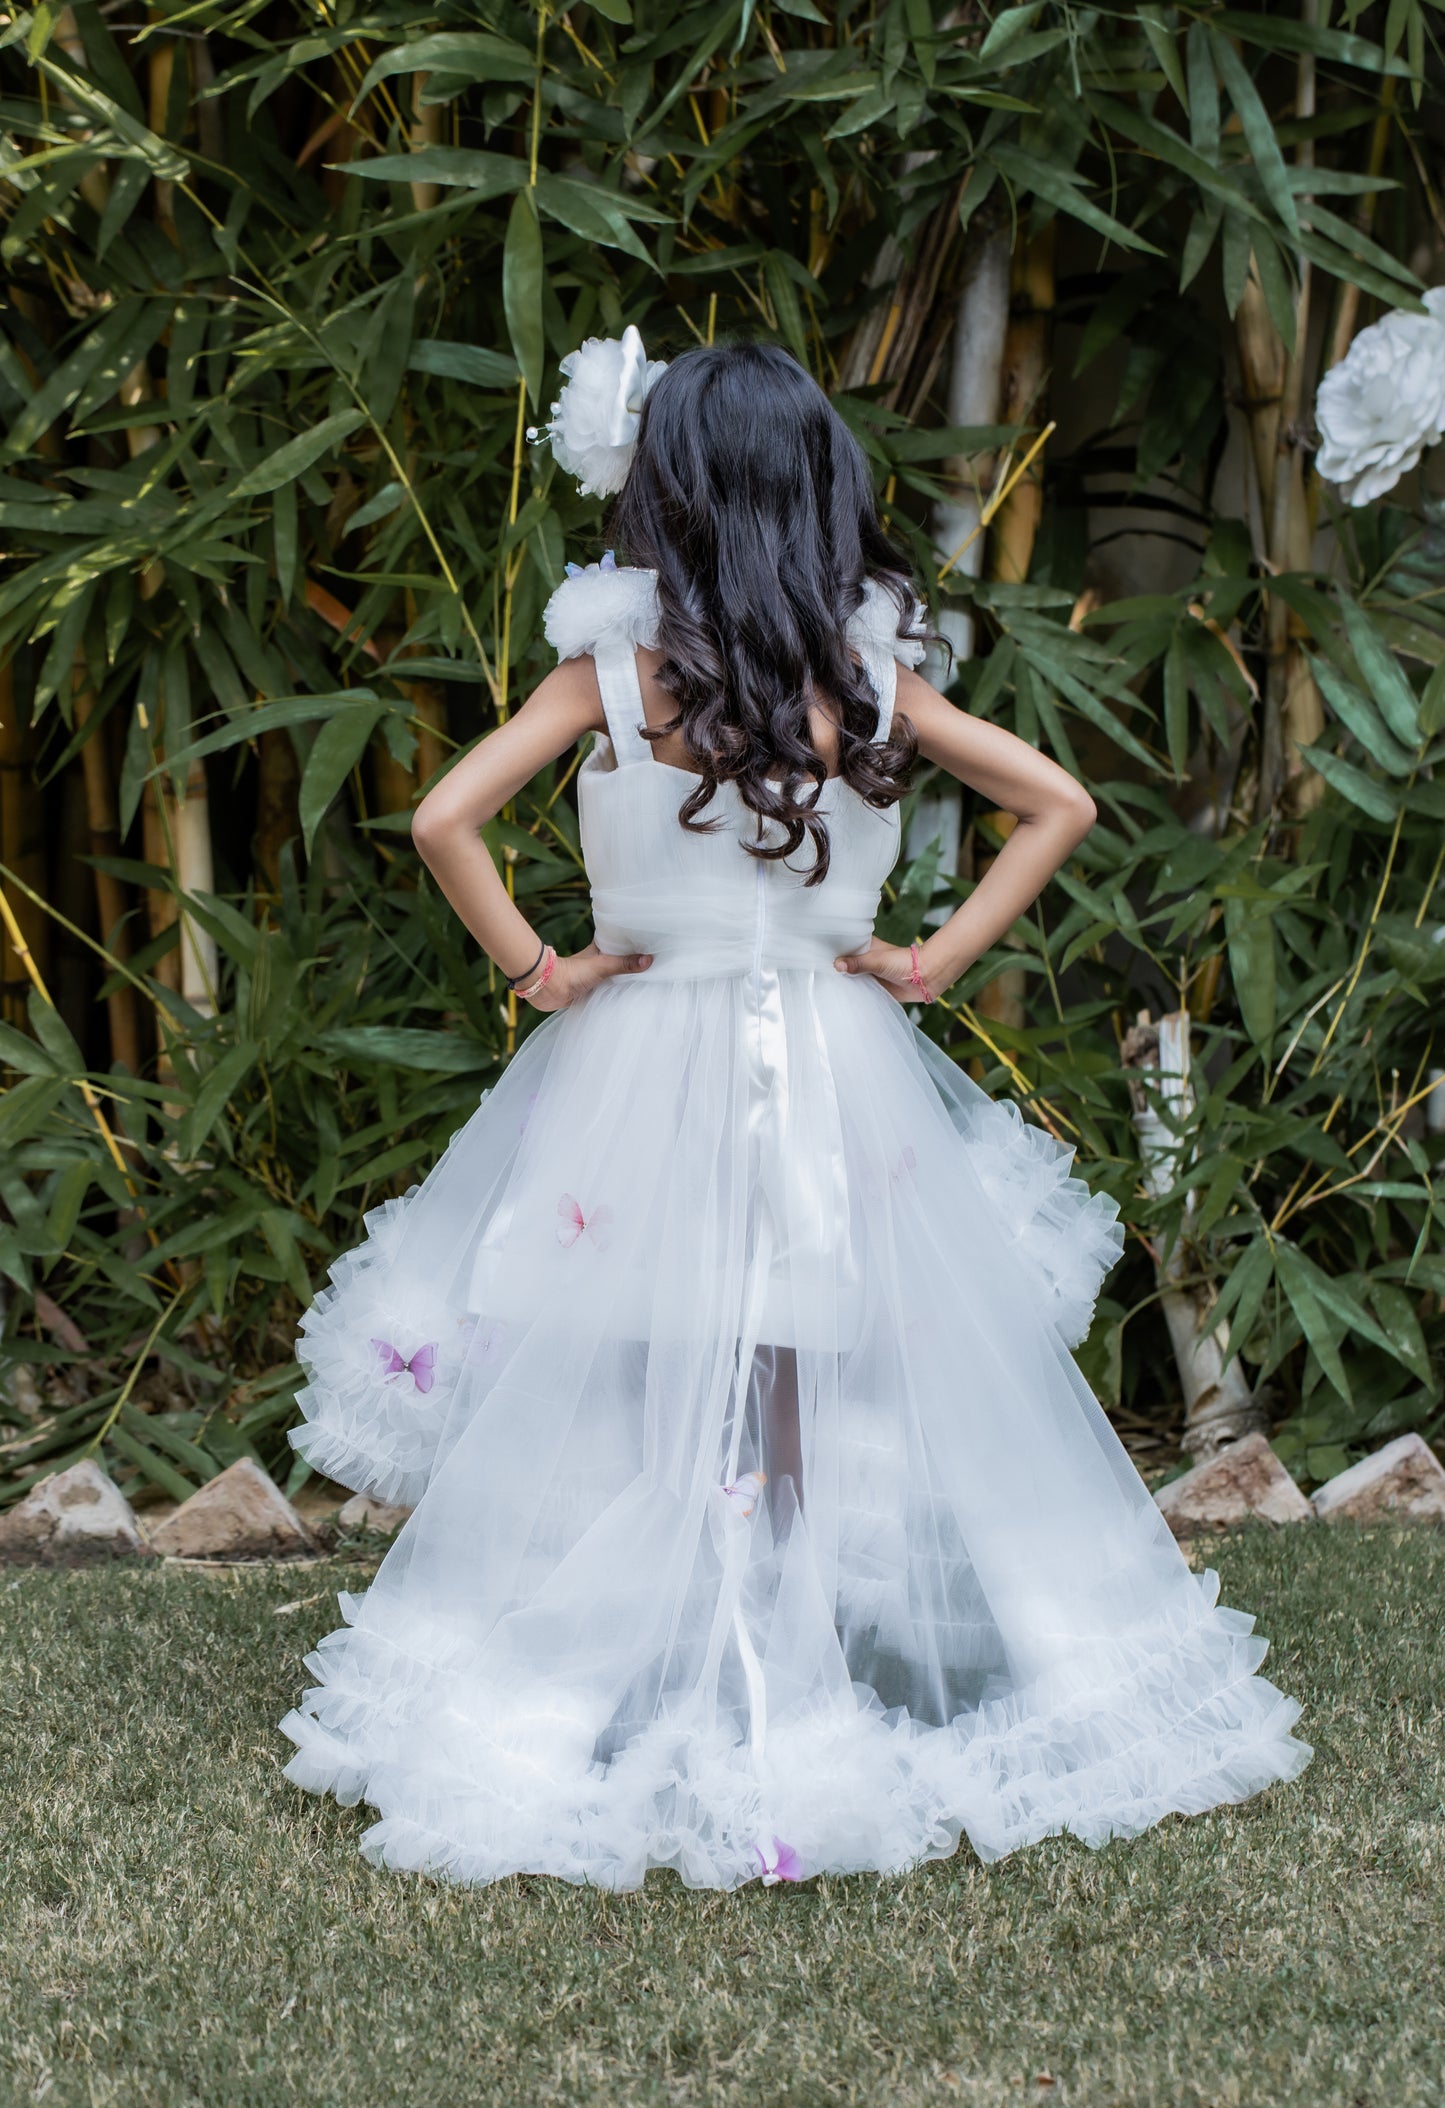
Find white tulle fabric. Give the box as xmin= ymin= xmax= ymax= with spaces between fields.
xmin=280 ymin=568 xmax=1311 ymax=1889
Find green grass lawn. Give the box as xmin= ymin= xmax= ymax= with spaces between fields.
xmin=1 ymin=1525 xmax=1440 ymax=2108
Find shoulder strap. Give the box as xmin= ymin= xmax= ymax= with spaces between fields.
xmin=591 ymin=641 xmax=651 ymax=765
xmin=847 ymin=578 xmax=927 ymax=743
xmin=543 ymin=558 xmax=661 ymax=769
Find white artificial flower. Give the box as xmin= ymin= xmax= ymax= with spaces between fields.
xmin=530 ymin=325 xmax=667 ymax=498
xmin=1315 ymin=287 xmax=1445 ymax=506
xmin=543 ymin=553 xmax=661 ymax=659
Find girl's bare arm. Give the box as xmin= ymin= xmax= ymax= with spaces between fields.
xmin=410 ymin=658 xmax=652 ymax=1010
xmin=835 ymin=665 xmax=1097 ymax=1001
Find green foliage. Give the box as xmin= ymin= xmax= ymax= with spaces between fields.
xmin=1 ymin=1 xmax=1442 ymax=1507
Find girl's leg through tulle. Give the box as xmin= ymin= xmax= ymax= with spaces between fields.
xmin=757 ymin=1344 xmax=804 ymax=1518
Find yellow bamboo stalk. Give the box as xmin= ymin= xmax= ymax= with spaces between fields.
xmin=0 ymin=882 xmax=135 ymax=1193
xmin=936 ymin=423 xmax=1056 ymax=582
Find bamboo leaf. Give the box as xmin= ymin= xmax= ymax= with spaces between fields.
xmin=1378 ymin=915 xmax=1445 ymax=986
xmin=1420 ymin=661 xmax=1445 ymax=738
xmin=3 ymin=297 xmax=170 ymax=459
xmin=1340 ymin=598 xmax=1421 ymax=746
xmin=1368 ymin=1281 xmax=1433 ymax=1386
xmin=1219 ymin=1236 xmax=1274 ymax=1368
xmin=1211 ymin=12 xmax=1416 ymax=74
xmin=231 ymin=411 xmax=367 ymax=501
xmin=106 ymin=1425 xmax=197 ymax=1504
xmin=1275 ymin=1245 xmax=1352 ymax=1402
xmin=988 ymin=143 xmax=1161 ymax=255
xmin=409 ymin=342 xmax=519 ymax=389
xmin=1298 ymin=745 xmax=1400 ymax=823
xmin=46 ymin=1159 xmax=94 ymax=1249
xmin=341 ymin=148 xmax=527 ymax=195
xmin=1309 ymin=655 xmax=1417 ymax=776
xmin=1224 ymin=896 xmax=1276 ymax=1050
xmin=351 ymin=32 xmax=535 ymax=105
xmin=503 ymin=189 xmax=545 ymax=410
xmin=317 ymin=1026 xmax=492 ymax=1073
xmin=144 ymin=693 xmax=382 ymax=777
xmin=298 ymin=702 xmax=386 ymax=853
xmin=1208 ymin=31 xmax=1299 ymax=241
xmin=1138 ymin=7 xmax=1188 ymax=111
xmin=179 ymin=1042 xmax=260 ymax=1160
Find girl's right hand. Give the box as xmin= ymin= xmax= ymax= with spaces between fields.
xmin=523 ymin=943 xmax=653 ymax=1011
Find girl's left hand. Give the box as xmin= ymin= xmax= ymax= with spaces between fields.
xmin=524 ymin=942 xmax=653 ymax=1012
xmin=833 ymin=938 xmax=927 ymax=1004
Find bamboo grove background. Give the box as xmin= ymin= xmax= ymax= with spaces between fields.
xmin=1 ymin=0 xmax=1443 ymax=1512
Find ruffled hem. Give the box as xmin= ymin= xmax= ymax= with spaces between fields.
xmin=289 ymin=1192 xmax=472 ymax=1502
xmin=278 ymin=1569 xmax=1311 ymax=1891
xmin=958 ymin=1095 xmax=1125 ymax=1349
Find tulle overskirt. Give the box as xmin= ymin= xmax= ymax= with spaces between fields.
xmin=280 ymin=971 xmax=1310 ymax=1887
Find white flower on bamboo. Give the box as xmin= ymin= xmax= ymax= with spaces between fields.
xmin=1315 ymin=288 xmax=1445 ymax=506
xmin=529 ymin=326 xmax=667 ymax=498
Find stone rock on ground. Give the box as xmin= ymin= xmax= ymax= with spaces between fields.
xmin=0 ymin=1460 xmax=148 ymax=1564
xmin=1154 ymin=1431 xmax=1312 ymax=1540
xmin=336 ymin=1493 xmax=414 ymax=1535
xmin=1312 ymin=1432 xmax=1445 ymax=1526
xmin=148 ymin=1457 xmax=318 ymax=1560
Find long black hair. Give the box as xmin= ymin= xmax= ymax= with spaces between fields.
xmin=607 ymin=341 xmax=925 ymax=884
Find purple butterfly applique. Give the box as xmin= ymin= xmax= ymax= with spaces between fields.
xmin=754 ymin=1837 xmax=802 ymax=1886
xmin=371 ymin=1338 xmax=439 ymax=1394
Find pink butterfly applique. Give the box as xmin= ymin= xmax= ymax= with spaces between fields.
xmin=754 ymin=1837 xmax=802 ymax=1886
xmin=371 ymin=1338 xmax=438 ymax=1394
xmin=557 ymin=1193 xmax=613 ymax=1250
xmin=721 ymin=1471 xmax=768 ymax=1519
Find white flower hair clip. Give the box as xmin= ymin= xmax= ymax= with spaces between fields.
xmin=527 ymin=325 xmax=668 ymax=499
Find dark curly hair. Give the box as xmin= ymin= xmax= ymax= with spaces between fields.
xmin=607 ymin=341 xmax=927 ymax=885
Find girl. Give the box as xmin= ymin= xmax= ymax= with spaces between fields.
xmin=280 ymin=338 xmax=1309 ymax=1889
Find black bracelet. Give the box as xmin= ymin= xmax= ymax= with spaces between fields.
xmin=503 ymin=938 xmax=547 ymax=991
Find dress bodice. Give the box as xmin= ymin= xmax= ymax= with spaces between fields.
xmin=547 ymin=562 xmax=926 ymax=980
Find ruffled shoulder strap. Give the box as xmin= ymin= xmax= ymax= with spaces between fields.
xmin=846 ymin=577 xmax=928 ymax=741
xmin=543 ymin=559 xmax=661 ymax=660
xmin=542 ymin=562 xmax=925 ymax=756
xmin=543 ymin=558 xmax=660 ymax=763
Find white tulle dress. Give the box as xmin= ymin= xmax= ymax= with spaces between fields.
xmin=279 ymin=564 xmax=1312 ymax=1889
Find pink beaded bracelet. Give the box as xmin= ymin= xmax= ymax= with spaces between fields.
xmin=908 ymin=941 xmax=935 ymax=1004
xmin=516 ymin=945 xmax=557 ymax=1002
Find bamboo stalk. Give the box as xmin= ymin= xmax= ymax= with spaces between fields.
xmin=1122 ymin=1010 xmax=1264 ymax=1459
xmin=71 ymin=675 xmax=141 ymax=1072
xmin=0 ymin=656 xmax=50 ymax=1032
xmin=1252 ymin=2 xmax=1324 ymax=819
xmin=975 ymin=221 xmax=1056 ymax=1044
xmin=408 ymin=75 xmax=443 ymax=216
xmin=255 ymin=729 xmax=302 ymax=896
xmin=988 ymin=221 xmax=1055 ymax=587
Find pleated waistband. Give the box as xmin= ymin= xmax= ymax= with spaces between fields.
xmin=590 ymin=881 xmax=878 ymax=980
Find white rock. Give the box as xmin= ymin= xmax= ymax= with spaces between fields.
xmin=1154 ymin=1432 xmax=1312 ymax=1540
xmin=336 ymin=1492 xmax=414 ymax=1535
xmin=0 ymin=1460 xmax=147 ymax=1564
xmin=148 ymin=1457 xmax=317 ymax=1560
xmin=1311 ymin=1432 xmax=1445 ymax=1525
